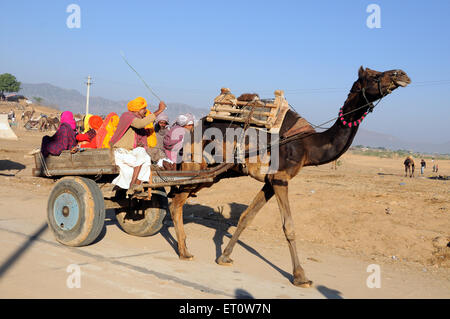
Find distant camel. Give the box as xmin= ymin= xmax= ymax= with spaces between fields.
xmin=21 ymin=108 xmax=35 ymax=122
xmin=73 ymin=114 xmax=85 ymax=132
xmin=46 ymin=116 xmax=60 ymax=131
xmin=404 ymin=156 xmax=415 ymax=177
xmin=38 ymin=116 xmax=60 ymax=132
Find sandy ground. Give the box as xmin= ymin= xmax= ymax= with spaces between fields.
xmin=0 ymin=120 xmax=449 ymax=299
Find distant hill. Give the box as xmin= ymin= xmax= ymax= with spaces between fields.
xmin=17 ymin=83 xmax=449 ymax=154
xmin=353 ymin=128 xmax=450 ymax=155
xmin=18 ymin=83 xmax=209 ymax=122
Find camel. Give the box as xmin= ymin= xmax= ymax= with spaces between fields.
xmin=404 ymin=156 xmax=415 ymax=177
xmin=47 ymin=116 xmax=60 ymax=131
xmin=21 ymin=108 xmax=35 ymax=122
xmin=38 ymin=116 xmax=60 ymax=132
xmin=169 ymin=66 xmax=411 ymax=287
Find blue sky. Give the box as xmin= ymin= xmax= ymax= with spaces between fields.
xmin=1 ymin=0 xmax=449 ymax=143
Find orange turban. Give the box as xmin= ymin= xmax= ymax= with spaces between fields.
xmin=127 ymin=96 xmax=147 ymax=112
xmin=88 ymin=115 xmax=103 ymax=130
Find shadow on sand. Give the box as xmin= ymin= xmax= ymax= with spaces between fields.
xmin=0 ymin=159 xmax=26 ymax=176
xmin=100 ymin=200 xmax=293 ymax=283
xmin=159 ymin=202 xmax=294 ymax=283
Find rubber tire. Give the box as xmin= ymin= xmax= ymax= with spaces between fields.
xmin=115 ymin=189 xmax=168 ymax=237
xmin=47 ymin=177 xmax=105 ymax=247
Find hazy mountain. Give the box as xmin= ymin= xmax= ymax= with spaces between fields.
xmin=18 ymin=83 xmax=209 ymax=122
xmin=353 ymin=128 xmax=450 ymax=155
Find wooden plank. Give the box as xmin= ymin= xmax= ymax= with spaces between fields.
xmin=45 ymin=167 xmax=119 ymax=176
xmin=204 ymin=114 xmax=268 ymax=126
xmin=211 ymin=106 xmax=273 ymax=117
xmin=44 ymin=149 xmax=115 ymax=170
xmin=144 ymin=177 xmax=214 ymax=188
xmin=215 ymin=101 xmax=277 ymax=108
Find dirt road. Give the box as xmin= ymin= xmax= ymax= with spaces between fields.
xmin=0 ymin=129 xmax=449 ymax=299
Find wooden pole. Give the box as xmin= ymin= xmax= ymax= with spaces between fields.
xmin=85 ymin=75 xmax=92 ymax=116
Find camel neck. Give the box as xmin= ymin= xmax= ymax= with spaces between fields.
xmin=304 ymin=92 xmax=364 ymax=166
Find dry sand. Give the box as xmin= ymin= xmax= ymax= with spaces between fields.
xmin=0 ymin=115 xmax=449 ymax=299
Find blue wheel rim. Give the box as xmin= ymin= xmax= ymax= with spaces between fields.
xmin=53 ymin=193 xmax=80 ymax=231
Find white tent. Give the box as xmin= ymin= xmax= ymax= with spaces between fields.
xmin=0 ymin=114 xmax=18 ymax=140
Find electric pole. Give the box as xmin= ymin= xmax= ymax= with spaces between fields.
xmin=85 ymin=76 xmax=92 ymax=115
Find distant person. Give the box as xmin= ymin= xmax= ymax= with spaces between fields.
xmin=8 ymin=109 xmax=15 ymax=124
xmin=420 ymin=159 xmax=426 ymax=175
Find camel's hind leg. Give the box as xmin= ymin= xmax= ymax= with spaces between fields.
xmin=272 ymin=181 xmax=312 ymax=288
xmin=169 ymin=191 xmax=193 ymax=260
xmin=217 ymin=182 xmax=274 ymax=265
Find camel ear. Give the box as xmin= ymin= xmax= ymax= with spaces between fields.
xmin=358 ymin=66 xmax=366 ymax=78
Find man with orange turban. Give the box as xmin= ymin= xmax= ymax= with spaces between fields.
xmin=109 ymin=97 xmax=166 ymax=196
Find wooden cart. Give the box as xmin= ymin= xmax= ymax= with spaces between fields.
xmin=33 ymin=148 xmax=221 ymax=247
xmin=35 ymin=89 xmax=297 ymax=247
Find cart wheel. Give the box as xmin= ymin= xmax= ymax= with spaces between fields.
xmin=47 ymin=176 xmax=105 ymax=247
xmin=115 ymin=189 xmax=168 ymax=237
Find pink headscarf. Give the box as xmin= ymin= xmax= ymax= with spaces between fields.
xmin=60 ymin=111 xmax=76 ymax=130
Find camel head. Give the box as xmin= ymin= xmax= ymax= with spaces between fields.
xmin=355 ymin=66 xmax=411 ymax=102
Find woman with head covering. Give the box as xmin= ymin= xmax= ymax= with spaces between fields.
xmin=97 ymin=112 xmax=120 ymax=148
xmin=40 ymin=111 xmax=79 ymax=157
xmin=109 ymin=97 xmax=166 ymax=196
xmin=163 ymin=113 xmax=195 ymax=163
xmin=78 ymin=115 xmax=103 ymax=149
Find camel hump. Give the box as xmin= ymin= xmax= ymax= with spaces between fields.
xmin=237 ymin=93 xmax=260 ymax=102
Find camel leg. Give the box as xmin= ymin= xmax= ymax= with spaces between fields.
xmin=272 ymin=182 xmax=312 ymax=288
xmin=169 ymin=191 xmax=193 ymax=260
xmin=217 ymin=182 xmax=274 ymax=266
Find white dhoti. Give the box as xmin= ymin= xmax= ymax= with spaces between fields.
xmin=112 ymin=147 xmax=151 ymax=189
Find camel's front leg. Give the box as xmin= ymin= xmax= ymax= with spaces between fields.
xmin=217 ymin=182 xmax=274 ymax=266
xmin=169 ymin=191 xmax=193 ymax=260
xmin=272 ymin=181 xmax=312 ymax=288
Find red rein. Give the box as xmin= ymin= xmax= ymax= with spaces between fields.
xmin=339 ymin=107 xmax=368 ymax=128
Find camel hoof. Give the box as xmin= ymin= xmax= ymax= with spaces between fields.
xmin=216 ymin=255 xmax=233 ymax=266
xmin=293 ymin=279 xmax=313 ymax=288
xmin=179 ymin=254 xmax=194 ymax=261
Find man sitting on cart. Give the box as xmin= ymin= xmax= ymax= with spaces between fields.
xmin=109 ymin=96 xmax=166 ymax=196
